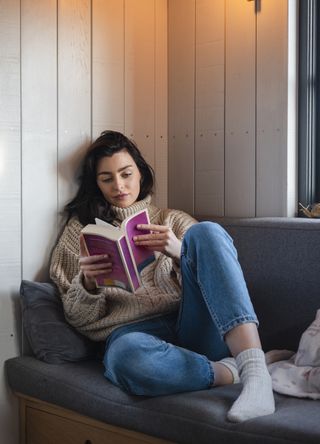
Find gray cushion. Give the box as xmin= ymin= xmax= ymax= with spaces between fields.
xmin=5 ymin=356 xmax=320 ymax=444
xmin=20 ymin=280 xmax=100 ymax=364
xmin=7 ymin=219 xmax=320 ymax=444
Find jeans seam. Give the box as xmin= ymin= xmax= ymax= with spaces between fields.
xmin=197 ymin=280 xmax=224 ymax=333
xmin=176 ymin=254 xmax=191 ymax=334
xmin=181 ymin=252 xmax=195 ymax=270
xmin=199 ymin=281 xmax=258 ymax=337
xmin=183 ymin=254 xmax=225 ymax=335
xmin=182 ymin=251 xmax=258 ymax=340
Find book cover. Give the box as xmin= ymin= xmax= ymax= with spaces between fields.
xmin=81 ymin=209 xmax=155 ymax=292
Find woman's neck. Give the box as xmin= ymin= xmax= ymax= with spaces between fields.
xmin=111 ymin=195 xmax=152 ymax=222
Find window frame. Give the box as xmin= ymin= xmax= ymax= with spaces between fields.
xmin=298 ymin=0 xmax=319 ymax=208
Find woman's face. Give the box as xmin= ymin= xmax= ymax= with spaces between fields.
xmin=96 ymin=150 xmax=142 ymax=208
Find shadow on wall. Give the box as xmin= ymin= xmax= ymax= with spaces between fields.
xmin=57 ymin=137 xmax=91 ymax=213
xmin=33 ymin=138 xmax=92 ymax=283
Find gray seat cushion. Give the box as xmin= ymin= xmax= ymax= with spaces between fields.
xmin=6 ymin=218 xmax=320 ymax=444
xmin=5 ymin=356 xmax=320 ymax=444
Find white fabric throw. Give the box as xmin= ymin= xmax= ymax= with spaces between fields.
xmin=266 ymin=309 xmax=320 ymax=400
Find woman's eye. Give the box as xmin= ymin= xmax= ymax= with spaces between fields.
xmin=102 ymin=178 xmax=112 ymax=183
xmin=122 ymin=172 xmax=132 ymax=179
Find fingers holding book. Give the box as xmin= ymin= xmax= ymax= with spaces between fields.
xmin=79 ymin=235 xmax=113 ymax=291
xmin=133 ymin=224 xmax=182 ymax=263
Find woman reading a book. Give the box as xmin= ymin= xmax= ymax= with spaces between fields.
xmin=50 ymin=130 xmax=274 ymax=423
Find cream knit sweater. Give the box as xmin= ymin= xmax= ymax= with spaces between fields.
xmin=50 ymin=196 xmax=197 ymax=341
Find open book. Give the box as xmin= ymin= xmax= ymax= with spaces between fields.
xmin=81 ymin=209 xmax=155 ymax=292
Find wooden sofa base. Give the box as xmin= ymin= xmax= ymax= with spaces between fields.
xmin=16 ymin=393 xmax=173 ymax=444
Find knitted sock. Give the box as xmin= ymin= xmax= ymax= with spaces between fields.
xmin=227 ymin=348 xmax=275 ymax=422
xmin=219 ymin=357 xmax=240 ymax=384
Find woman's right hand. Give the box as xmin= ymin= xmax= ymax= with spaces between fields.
xmin=79 ymin=235 xmax=113 ymax=291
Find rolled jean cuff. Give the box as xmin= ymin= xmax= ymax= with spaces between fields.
xmin=220 ymin=315 xmax=259 ymax=338
xmin=204 ymin=356 xmax=215 ymax=387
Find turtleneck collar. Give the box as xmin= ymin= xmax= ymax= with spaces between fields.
xmin=111 ymin=195 xmax=152 ymax=222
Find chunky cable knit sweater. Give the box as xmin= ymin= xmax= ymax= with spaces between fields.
xmin=50 ymin=197 xmax=197 ymax=341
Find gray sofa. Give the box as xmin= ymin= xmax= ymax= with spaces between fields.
xmin=5 ymin=218 xmax=320 ymax=444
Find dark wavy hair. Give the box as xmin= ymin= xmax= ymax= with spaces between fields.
xmin=64 ymin=131 xmax=155 ymax=225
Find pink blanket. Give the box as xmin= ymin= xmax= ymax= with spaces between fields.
xmin=266 ymin=309 xmax=320 ymax=400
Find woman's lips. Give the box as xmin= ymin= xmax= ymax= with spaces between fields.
xmin=114 ymin=194 xmax=129 ymax=200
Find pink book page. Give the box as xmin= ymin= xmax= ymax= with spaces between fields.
xmin=83 ymin=233 xmax=132 ymax=291
xmin=119 ymin=237 xmax=140 ymax=290
xmin=124 ymin=210 xmax=155 ymax=273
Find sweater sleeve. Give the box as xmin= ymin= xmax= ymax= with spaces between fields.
xmin=164 ymin=209 xmax=198 ymax=240
xmin=49 ymin=219 xmax=108 ymax=330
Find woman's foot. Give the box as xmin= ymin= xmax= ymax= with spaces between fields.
xmin=227 ymin=348 xmax=275 ymax=422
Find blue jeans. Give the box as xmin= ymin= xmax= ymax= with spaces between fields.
xmin=103 ymin=222 xmax=258 ymax=396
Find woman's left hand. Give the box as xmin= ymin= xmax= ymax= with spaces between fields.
xmin=133 ymin=224 xmax=182 ymax=263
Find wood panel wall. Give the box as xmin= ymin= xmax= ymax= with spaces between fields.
xmin=0 ymin=1 xmax=167 ymax=443
xmin=169 ymin=0 xmax=297 ymax=218
xmin=0 ymin=1 xmax=296 ymax=443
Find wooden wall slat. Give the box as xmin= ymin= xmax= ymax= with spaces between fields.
xmin=168 ymin=0 xmax=195 ymax=214
xmin=92 ymin=0 xmax=125 ymax=139
xmin=0 ymin=0 xmax=21 ymax=329
xmin=21 ymin=0 xmax=58 ymax=280
xmin=225 ymin=0 xmax=256 ymax=217
xmin=58 ymin=0 xmax=91 ymax=211
xmin=0 ymin=2 xmax=21 ymax=442
xmin=195 ymin=0 xmax=225 ymax=216
xmin=154 ymin=0 xmax=168 ymax=208
xmin=286 ymin=0 xmax=298 ymax=217
xmin=0 ymin=0 xmax=21 ymax=289
xmin=256 ymin=0 xmax=288 ymax=216
xmin=125 ymin=0 xmax=155 ymax=169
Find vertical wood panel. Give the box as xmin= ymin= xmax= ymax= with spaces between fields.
xmin=21 ymin=0 xmax=58 ymax=280
xmin=92 ymin=0 xmax=124 ymax=139
xmin=0 ymin=0 xmax=21 ymax=313
xmin=58 ymin=0 xmax=91 ymax=210
xmin=286 ymin=0 xmax=298 ymax=217
xmin=195 ymin=0 xmax=225 ymax=216
xmin=154 ymin=0 xmax=168 ymax=208
xmin=256 ymin=0 xmax=288 ymax=216
xmin=125 ymin=0 xmax=155 ymax=169
xmin=168 ymin=0 xmax=195 ymax=214
xmin=225 ymin=0 xmax=256 ymax=217
xmin=0 ymin=1 xmax=21 ymax=442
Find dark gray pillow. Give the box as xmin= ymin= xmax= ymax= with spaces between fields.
xmin=20 ymin=280 xmax=101 ymax=364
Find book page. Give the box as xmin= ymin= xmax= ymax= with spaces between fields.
xmin=82 ymin=223 xmax=121 ymax=241
xmin=124 ymin=210 xmax=155 ymax=273
xmin=83 ymin=233 xmax=131 ymax=291
xmin=95 ymin=217 xmax=119 ymax=231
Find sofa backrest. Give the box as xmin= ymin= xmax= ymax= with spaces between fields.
xmin=207 ymin=217 xmax=320 ymax=352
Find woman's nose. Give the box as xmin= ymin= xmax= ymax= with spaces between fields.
xmin=113 ymin=177 xmax=124 ymax=191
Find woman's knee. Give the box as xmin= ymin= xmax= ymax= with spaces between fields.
xmin=184 ymin=221 xmax=230 ymax=251
xmin=103 ymin=332 xmax=163 ymax=394
xmin=105 ymin=332 xmax=149 ymax=371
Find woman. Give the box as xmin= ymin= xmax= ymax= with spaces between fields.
xmin=50 ymin=130 xmax=275 ymax=422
